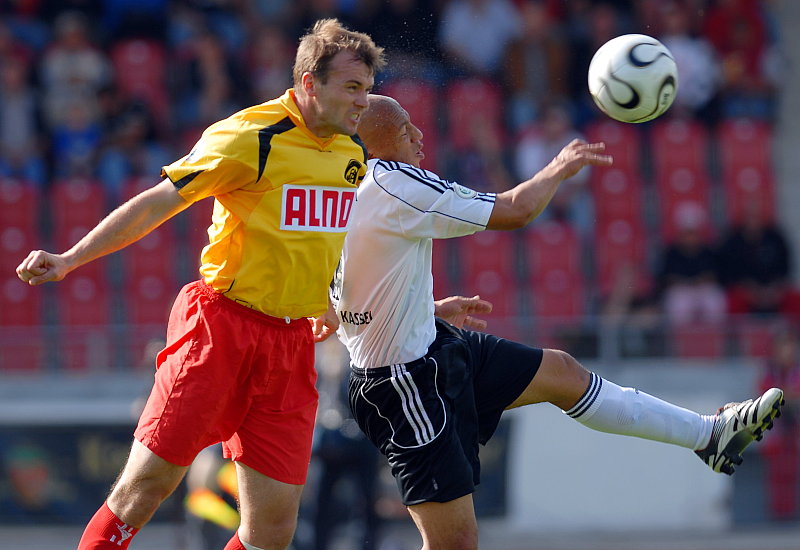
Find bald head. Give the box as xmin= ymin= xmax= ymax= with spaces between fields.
xmin=359 ymin=95 xmax=408 ymax=156
xmin=357 ymin=94 xmax=423 ymax=166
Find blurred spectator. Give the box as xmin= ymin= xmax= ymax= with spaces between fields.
xmin=758 ymin=327 xmax=800 ymax=521
xmin=245 ymin=23 xmax=294 ymax=103
xmin=96 ymin=102 xmax=171 ymax=198
xmin=0 ymin=56 xmax=47 ymax=186
xmin=0 ymin=442 xmax=73 ymax=524
xmin=564 ymin=0 xmax=629 ymax=124
xmin=50 ymin=96 xmax=101 ymax=178
xmin=447 ymin=113 xmax=514 ymax=194
xmin=702 ymin=0 xmax=778 ymax=119
xmin=718 ymin=200 xmax=800 ymax=318
xmin=658 ymin=0 xmax=721 ymax=123
xmin=601 ymin=261 xmax=664 ymax=358
xmin=309 ymin=338 xmax=382 ymax=550
xmin=438 ymin=0 xmax=522 ymax=81
xmin=0 ymin=0 xmax=50 ymax=53
xmin=514 ymin=100 xmax=592 ymax=234
xmin=655 ymin=202 xmax=726 ymax=326
xmin=172 ymin=29 xmax=243 ymax=130
xmin=39 ymin=11 xmax=110 ymax=130
xmin=505 ymin=0 xmax=569 ymax=130
xmin=0 ymin=19 xmax=34 ymax=66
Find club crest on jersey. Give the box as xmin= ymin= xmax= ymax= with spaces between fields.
xmin=344 ymin=159 xmax=365 ymax=186
xmin=453 ymin=183 xmax=478 ymax=199
xmin=281 ymin=185 xmax=355 ymax=232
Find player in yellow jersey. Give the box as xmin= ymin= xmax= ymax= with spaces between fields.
xmin=16 ymin=19 xmax=385 ymax=550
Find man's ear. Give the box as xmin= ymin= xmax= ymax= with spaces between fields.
xmin=300 ymin=72 xmax=316 ymax=96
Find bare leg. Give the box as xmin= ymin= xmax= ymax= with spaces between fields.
xmin=235 ymin=461 xmax=305 ymax=550
xmin=407 ymin=494 xmax=478 ymax=550
xmin=507 ymin=349 xmax=590 ymax=411
xmin=107 ymin=439 xmax=189 ymax=527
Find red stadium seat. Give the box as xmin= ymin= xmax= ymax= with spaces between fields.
xmin=0 ymin=178 xmax=41 ymax=273
xmin=0 ymin=274 xmax=43 ymax=327
xmin=125 ymin=273 xmax=175 ymax=326
xmin=530 ymin=269 xmax=585 ymax=319
xmin=650 ymin=119 xmax=709 ymax=175
xmin=734 ymin=318 xmax=781 ymax=359
xmin=594 ymin=218 xmax=651 ymax=298
xmin=589 ymin=167 xmax=644 ymax=228
xmin=110 ymin=39 xmax=169 ymax=120
xmin=379 ymin=78 xmax=441 ymax=172
xmin=456 ymin=230 xmax=518 ymax=278
xmin=53 ymin=274 xmax=113 ymax=370
xmin=124 ymin=273 xmax=173 ymax=370
xmin=654 ymin=168 xmax=713 ymax=242
xmin=523 ymin=221 xmax=582 ymax=280
xmin=717 ymin=118 xmax=773 ymax=176
xmin=524 ymin=221 xmax=585 ymax=318
xmin=0 ymin=177 xmax=40 ymax=228
xmin=0 ymin=275 xmax=46 ymax=370
xmin=721 ymin=165 xmax=776 ymax=225
xmin=54 ymin=274 xmax=111 ymax=327
xmin=50 ymin=177 xmax=109 ymax=279
xmin=584 ymin=119 xmax=642 ymax=174
xmin=444 ymin=78 xmax=505 ymax=152
xmin=670 ymin=323 xmax=726 ymax=358
xmin=456 ymin=232 xmax=520 ymax=338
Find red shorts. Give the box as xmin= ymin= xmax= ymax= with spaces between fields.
xmin=134 ymin=281 xmax=318 ymax=485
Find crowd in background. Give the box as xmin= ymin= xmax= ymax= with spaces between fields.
xmin=2 ymin=0 xmax=800 ymax=533
xmin=0 ymin=0 xmax=782 ymax=188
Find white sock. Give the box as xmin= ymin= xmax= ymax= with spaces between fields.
xmin=240 ymin=537 xmax=267 ymax=550
xmin=564 ymin=373 xmax=714 ymax=450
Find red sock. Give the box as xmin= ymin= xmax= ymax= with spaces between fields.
xmin=222 ymin=531 xmax=246 ymax=550
xmin=77 ymin=502 xmax=139 ymax=549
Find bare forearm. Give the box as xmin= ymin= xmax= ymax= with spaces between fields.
xmin=63 ymin=182 xmax=189 ymax=272
xmin=488 ymin=164 xmax=562 ymax=230
xmin=486 ymin=140 xmax=612 ymax=231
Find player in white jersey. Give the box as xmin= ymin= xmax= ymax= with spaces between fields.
xmin=334 ymin=95 xmax=785 ymax=550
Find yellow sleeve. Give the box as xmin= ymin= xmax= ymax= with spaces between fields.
xmin=161 ymin=116 xmax=258 ymax=203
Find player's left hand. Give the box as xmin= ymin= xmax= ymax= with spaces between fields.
xmin=434 ymin=295 xmax=492 ymax=331
xmin=311 ymin=300 xmax=339 ymax=342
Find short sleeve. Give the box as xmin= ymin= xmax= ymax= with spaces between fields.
xmin=373 ymin=161 xmax=495 ymax=239
xmin=162 ymin=118 xmax=258 ymax=203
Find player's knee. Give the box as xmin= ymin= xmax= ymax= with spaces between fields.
xmin=241 ymin=515 xmax=297 ymax=549
xmin=107 ymin=477 xmax=173 ymax=526
xmin=540 ymin=349 xmax=591 ymax=410
xmin=549 ymin=349 xmax=589 ymax=386
xmin=430 ymin=526 xmax=478 ymax=550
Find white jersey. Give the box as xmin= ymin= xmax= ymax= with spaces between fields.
xmin=334 ymin=159 xmax=496 ymax=369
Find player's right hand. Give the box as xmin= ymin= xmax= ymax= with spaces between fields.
xmin=16 ymin=250 xmax=69 ymax=285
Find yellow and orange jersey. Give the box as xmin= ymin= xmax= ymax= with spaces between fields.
xmin=162 ymin=89 xmax=367 ymax=319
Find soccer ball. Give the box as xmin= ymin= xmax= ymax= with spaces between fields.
xmin=588 ymin=34 xmax=678 ymax=123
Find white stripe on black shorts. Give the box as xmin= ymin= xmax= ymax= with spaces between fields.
xmin=349 ymin=319 xmax=542 ymax=505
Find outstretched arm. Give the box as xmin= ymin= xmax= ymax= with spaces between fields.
xmin=487 ymin=139 xmax=612 ymax=230
xmin=17 ymin=178 xmax=191 ymax=285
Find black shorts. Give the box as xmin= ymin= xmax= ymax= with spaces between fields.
xmin=349 ymin=319 xmax=542 ymax=506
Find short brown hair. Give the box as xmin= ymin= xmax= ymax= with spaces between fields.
xmin=293 ymin=19 xmax=386 ymax=87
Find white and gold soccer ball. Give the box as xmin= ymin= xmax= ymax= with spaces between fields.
xmin=588 ymin=34 xmax=678 ymax=123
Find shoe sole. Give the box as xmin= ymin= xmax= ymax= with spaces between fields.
xmin=719 ymin=388 xmax=784 ymax=475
